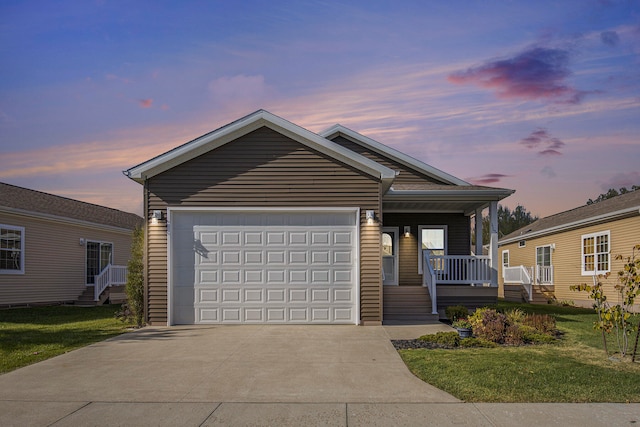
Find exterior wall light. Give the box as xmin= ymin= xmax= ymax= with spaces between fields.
xmin=404 ymin=226 xmax=411 ymax=236
xmin=365 ymin=210 xmax=375 ymax=224
xmin=152 ymin=210 xmax=163 ymax=224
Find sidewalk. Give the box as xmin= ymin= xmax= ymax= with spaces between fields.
xmin=1 ymin=401 xmax=639 ymax=426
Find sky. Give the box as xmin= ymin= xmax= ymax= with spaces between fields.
xmin=1 ymin=0 xmax=639 ymax=218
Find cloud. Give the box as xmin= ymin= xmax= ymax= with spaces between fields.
xmin=138 ymin=99 xmax=153 ymax=108
xmin=600 ymin=31 xmax=620 ymax=47
xmin=540 ymin=166 xmax=556 ymax=178
xmin=466 ymin=173 xmax=509 ymax=185
xmin=448 ymin=47 xmax=589 ymax=104
xmin=518 ymin=128 xmax=565 ymax=155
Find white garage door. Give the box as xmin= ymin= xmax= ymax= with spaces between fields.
xmin=170 ymin=209 xmax=358 ymax=325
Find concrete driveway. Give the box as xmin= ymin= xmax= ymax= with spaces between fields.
xmin=0 ymin=325 xmax=457 ymax=404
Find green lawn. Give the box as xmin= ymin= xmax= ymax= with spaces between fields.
xmin=399 ymin=301 xmax=640 ymax=402
xmin=0 ymin=305 xmax=132 ymax=374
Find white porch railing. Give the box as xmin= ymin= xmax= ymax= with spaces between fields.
xmin=422 ymin=251 xmax=438 ymax=315
xmin=94 ymin=264 xmax=128 ymax=301
xmin=426 ymin=252 xmax=492 ymax=285
xmin=503 ymin=265 xmax=533 ymax=301
xmin=536 ymin=265 xmax=554 ymax=284
xmin=421 ymin=250 xmax=493 ymax=315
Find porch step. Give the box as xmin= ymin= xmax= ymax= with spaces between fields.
xmin=75 ymin=286 xmax=108 ymax=307
xmin=383 ymin=286 xmax=439 ymax=322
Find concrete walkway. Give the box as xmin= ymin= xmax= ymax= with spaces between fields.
xmin=0 ymin=324 xmax=638 ymax=426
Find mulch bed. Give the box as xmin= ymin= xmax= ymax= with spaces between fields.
xmin=391 ymin=340 xmax=455 ymax=350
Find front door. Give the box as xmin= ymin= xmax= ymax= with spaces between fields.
xmin=382 ymin=227 xmax=399 ymax=286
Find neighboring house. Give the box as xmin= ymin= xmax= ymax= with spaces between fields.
xmin=499 ymin=190 xmax=640 ymax=310
xmin=0 ymin=182 xmax=143 ymax=307
xmin=124 ymin=110 xmax=514 ymax=326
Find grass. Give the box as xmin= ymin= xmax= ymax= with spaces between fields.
xmin=0 ymin=304 xmax=132 ymax=374
xmin=399 ymin=301 xmax=640 ymax=402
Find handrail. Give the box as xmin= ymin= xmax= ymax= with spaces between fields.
xmin=428 ymin=254 xmax=492 ymax=285
xmin=94 ymin=264 xmax=128 ymax=301
xmin=422 ymin=250 xmax=438 ymax=315
xmin=536 ymin=265 xmax=554 ymax=284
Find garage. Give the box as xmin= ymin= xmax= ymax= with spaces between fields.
xmin=169 ymin=209 xmax=359 ymax=325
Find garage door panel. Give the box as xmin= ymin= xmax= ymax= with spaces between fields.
xmin=173 ymin=212 xmax=357 ymax=324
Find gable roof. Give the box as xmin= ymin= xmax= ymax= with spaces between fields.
xmin=124 ymin=110 xmax=397 ymax=191
xmin=0 ymin=182 xmax=143 ymax=231
xmin=500 ymin=190 xmax=640 ymax=245
xmin=319 ymin=124 xmax=469 ymax=186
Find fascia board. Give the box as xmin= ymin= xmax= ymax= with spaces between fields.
xmin=124 ymin=110 xmax=396 ymax=184
xmin=499 ymin=206 xmax=640 ymax=245
xmin=320 ymin=125 xmax=470 ymax=186
xmin=384 ymin=188 xmax=515 ymax=201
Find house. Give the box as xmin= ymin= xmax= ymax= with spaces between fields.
xmin=124 ymin=110 xmax=514 ymax=325
xmin=0 ymin=182 xmax=143 ymax=307
xmin=498 ymin=190 xmax=640 ymax=310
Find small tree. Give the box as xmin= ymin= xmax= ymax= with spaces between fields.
xmin=571 ymin=244 xmax=640 ymax=358
xmin=124 ymin=226 xmax=145 ymax=327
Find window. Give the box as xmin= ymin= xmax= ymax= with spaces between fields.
xmin=581 ymin=231 xmax=609 ymax=275
xmin=418 ymin=225 xmax=447 ymax=273
xmin=86 ymin=241 xmax=113 ymax=284
xmin=518 ymin=240 xmax=526 ymax=248
xmin=502 ymin=250 xmax=510 ymax=268
xmin=536 ymin=245 xmax=552 ymax=267
xmin=0 ymin=225 xmax=24 ymax=274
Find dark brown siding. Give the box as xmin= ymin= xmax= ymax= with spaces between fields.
xmin=145 ymin=126 xmax=382 ymax=325
xmin=383 ymin=213 xmax=470 ymax=286
xmin=330 ymin=135 xmax=447 ymax=185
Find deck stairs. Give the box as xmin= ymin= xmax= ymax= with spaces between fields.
xmin=383 ymin=286 xmax=439 ymax=323
xmin=75 ymin=286 xmax=109 ymax=307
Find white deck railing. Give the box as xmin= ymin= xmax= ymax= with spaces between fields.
xmin=503 ymin=265 xmax=533 ymax=301
xmin=536 ymin=265 xmax=554 ymax=284
xmin=94 ymin=264 xmax=128 ymax=301
xmin=422 ymin=251 xmax=438 ymax=315
xmin=426 ymin=252 xmax=492 ymax=285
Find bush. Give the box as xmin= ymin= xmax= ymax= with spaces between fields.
xmin=445 ymin=305 xmax=469 ymax=322
xmin=123 ymin=226 xmax=145 ymax=328
xmin=504 ymin=324 xmax=525 ymax=346
xmin=419 ymin=331 xmax=460 ymax=347
xmin=522 ymin=314 xmax=556 ymax=335
xmin=459 ymin=337 xmax=498 ymax=348
xmin=472 ymin=309 xmax=507 ymax=343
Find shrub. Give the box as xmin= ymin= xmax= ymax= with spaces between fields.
xmin=452 ymin=318 xmax=472 ymax=329
xmin=504 ymin=308 xmax=525 ymax=325
xmin=459 ymin=337 xmax=498 ymax=348
xmin=504 ymin=324 xmax=525 ymax=346
xmin=123 ymin=226 xmax=145 ymax=328
xmin=419 ymin=331 xmax=460 ymax=347
xmin=445 ymin=305 xmax=469 ymax=322
xmin=522 ymin=331 xmax=556 ymax=344
xmin=472 ymin=309 xmax=507 ymax=343
xmin=522 ymin=314 xmax=556 ymax=335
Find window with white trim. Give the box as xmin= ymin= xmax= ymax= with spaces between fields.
xmin=502 ymin=250 xmax=510 ymax=268
xmin=418 ymin=225 xmax=447 ymax=274
xmin=581 ymin=231 xmax=610 ymax=275
xmin=1 ymin=224 xmax=25 ymax=274
xmin=536 ymin=245 xmax=552 ymax=268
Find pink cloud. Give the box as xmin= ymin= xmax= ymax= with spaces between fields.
xmin=139 ymin=99 xmax=153 ymax=108
xmin=448 ymin=47 xmax=589 ymax=104
xmin=600 ymin=171 xmax=640 ymax=191
xmin=466 ymin=173 xmax=510 ymax=185
xmin=519 ymin=128 xmax=565 ymax=155
xmin=539 ymin=149 xmax=562 ymax=156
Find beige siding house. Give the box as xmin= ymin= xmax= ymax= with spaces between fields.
xmin=0 ymin=183 xmax=143 ymax=307
xmin=125 ymin=110 xmax=513 ymax=326
xmin=499 ymin=190 xmax=640 ymax=310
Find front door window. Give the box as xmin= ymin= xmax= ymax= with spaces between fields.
xmin=382 ymin=228 xmax=398 ymax=285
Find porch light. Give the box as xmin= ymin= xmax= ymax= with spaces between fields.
xmin=404 ymin=226 xmax=411 ymax=236
xmin=152 ymin=210 xmax=163 ymax=224
xmin=365 ymin=210 xmax=375 ymax=224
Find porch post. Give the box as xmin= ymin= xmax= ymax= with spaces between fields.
xmin=489 ymin=201 xmax=499 ymax=287
xmin=474 ymin=208 xmax=483 ymax=256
